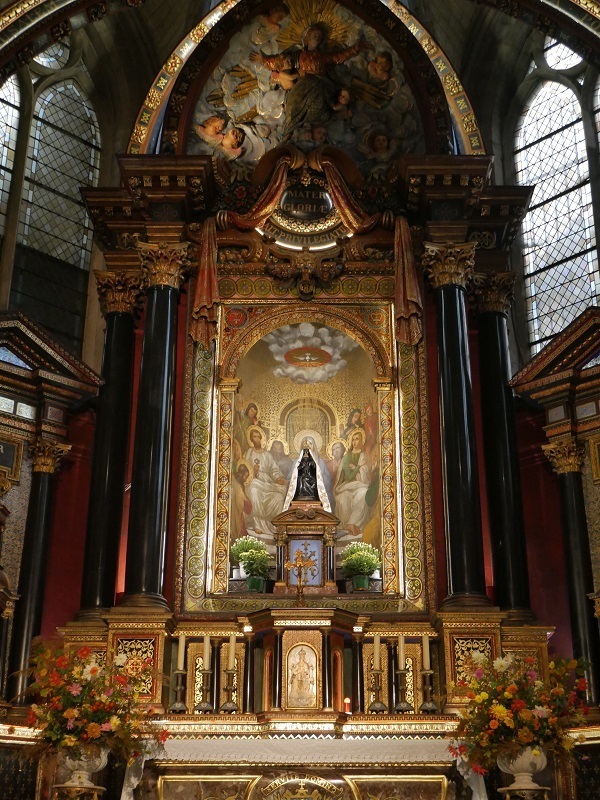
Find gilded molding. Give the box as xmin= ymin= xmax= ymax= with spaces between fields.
xmin=137 ymin=241 xmax=190 ymax=289
xmin=471 ymin=272 xmax=516 ymax=316
xmin=399 ymin=343 xmax=424 ymax=606
xmin=377 ymin=383 xmax=399 ymax=595
xmin=94 ymin=270 xmax=144 ymax=316
xmin=29 ymin=438 xmax=71 ymax=473
xmin=542 ymin=437 xmax=586 ymax=474
xmin=213 ymin=384 xmax=235 ymax=594
xmin=422 ymin=241 xmax=476 ymax=289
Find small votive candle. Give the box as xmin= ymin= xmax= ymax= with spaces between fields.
xmin=343 ymin=697 xmax=351 ymax=714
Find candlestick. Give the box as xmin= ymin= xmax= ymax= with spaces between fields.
xmin=419 ymin=669 xmax=439 ymax=714
xmin=227 ymin=633 xmax=236 ymax=671
xmin=177 ymin=634 xmax=185 ymax=671
xmin=422 ymin=635 xmax=430 ymax=670
xmin=169 ymin=668 xmax=187 ymax=713
xmin=368 ymin=668 xmax=387 ymax=713
xmin=203 ymin=635 xmax=211 ymax=669
xmin=397 ymin=634 xmax=405 ymax=670
xmin=220 ymin=668 xmax=239 ymax=713
xmin=343 ymin=697 xmax=351 ymax=714
xmin=395 ymin=666 xmax=413 ymax=713
xmin=373 ymin=634 xmax=381 ymax=670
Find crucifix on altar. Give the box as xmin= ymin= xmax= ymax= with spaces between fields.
xmin=285 ymin=544 xmax=318 ymax=607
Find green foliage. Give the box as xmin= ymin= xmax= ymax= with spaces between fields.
xmin=239 ymin=548 xmax=271 ymax=578
xmin=230 ymin=535 xmax=266 ymax=563
xmin=340 ymin=542 xmax=381 ymax=577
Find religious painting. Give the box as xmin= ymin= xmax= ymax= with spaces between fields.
xmin=286 ymin=643 xmax=318 ymax=709
xmin=230 ymin=322 xmax=381 ymax=557
xmin=185 ymin=0 xmax=423 ymax=178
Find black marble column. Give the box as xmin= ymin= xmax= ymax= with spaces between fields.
xmin=272 ymin=631 xmax=283 ymax=710
xmin=243 ymin=634 xmax=255 ymax=714
xmin=351 ymin=635 xmax=364 ymax=713
xmin=79 ymin=272 xmax=141 ymax=618
xmin=544 ymin=439 xmax=600 ymax=705
xmin=472 ymin=273 xmax=531 ymax=614
xmin=322 ymin=629 xmax=333 ymax=710
xmin=7 ymin=440 xmax=70 ymax=703
xmin=388 ymin=641 xmax=397 ymax=710
xmin=423 ymin=242 xmax=488 ymax=606
xmin=211 ymin=638 xmax=221 ymax=709
xmin=121 ymin=243 xmax=188 ymax=608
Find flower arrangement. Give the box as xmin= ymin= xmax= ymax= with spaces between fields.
xmin=340 ymin=542 xmax=381 ymax=577
xmin=26 ymin=637 xmax=169 ymax=760
xmin=230 ymin=535 xmax=266 ymax=564
xmin=449 ymin=651 xmax=588 ymax=774
xmin=239 ymin=548 xmax=271 ymax=578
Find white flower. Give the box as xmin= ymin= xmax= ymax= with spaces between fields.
xmin=82 ymin=662 xmax=101 ymax=681
xmin=471 ymin=650 xmax=488 ymax=665
xmin=113 ymin=653 xmax=127 ymax=667
xmin=493 ymin=654 xmax=514 ymax=673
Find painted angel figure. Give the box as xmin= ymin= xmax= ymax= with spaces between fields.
xmin=249 ymin=24 xmax=368 ymax=141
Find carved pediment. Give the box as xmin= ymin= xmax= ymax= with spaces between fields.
xmin=272 ymin=502 xmax=339 ymax=528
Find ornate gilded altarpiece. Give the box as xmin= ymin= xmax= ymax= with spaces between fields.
xmin=179 ymin=295 xmax=431 ymax=613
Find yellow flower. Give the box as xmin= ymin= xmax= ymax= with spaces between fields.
xmin=109 ymin=715 xmax=121 ymax=729
xmin=62 ymin=735 xmax=78 ymax=747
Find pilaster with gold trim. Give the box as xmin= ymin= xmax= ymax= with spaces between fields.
xmin=543 ymin=435 xmax=600 ymax=703
xmin=213 ymin=377 xmax=240 ymax=595
xmin=79 ymin=270 xmax=144 ymax=619
xmin=423 ymin=241 xmax=488 ymax=607
xmin=471 ymin=272 xmax=531 ymax=615
xmin=7 ymin=438 xmax=71 ymax=703
xmin=373 ymin=377 xmax=399 ymax=596
xmin=121 ymin=242 xmax=189 ymax=609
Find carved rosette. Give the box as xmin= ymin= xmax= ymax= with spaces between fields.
xmin=542 ymin=438 xmax=586 ymax=474
xmin=137 ymin=241 xmax=190 ymax=289
xmin=95 ymin=270 xmax=144 ymax=316
xmin=29 ymin=439 xmax=71 ymax=474
xmin=470 ymin=272 xmax=516 ymax=316
xmin=422 ymin=241 xmax=476 ymax=289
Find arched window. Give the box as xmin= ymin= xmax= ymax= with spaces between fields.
xmin=0 ymin=76 xmax=20 ymax=234
xmin=514 ymin=38 xmax=599 ymax=355
xmin=18 ymin=80 xmax=100 ymax=269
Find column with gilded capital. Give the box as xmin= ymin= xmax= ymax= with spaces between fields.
xmin=471 ymin=272 xmax=531 ymax=615
xmin=79 ymin=271 xmax=143 ymax=618
xmin=543 ymin=437 xmax=600 ymax=703
xmin=121 ymin=242 xmax=189 ymax=608
xmin=423 ymin=242 xmax=488 ymax=606
xmin=7 ymin=439 xmax=70 ymax=703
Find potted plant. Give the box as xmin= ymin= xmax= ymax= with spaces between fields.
xmin=449 ymin=651 xmax=588 ymax=791
xmin=230 ymin=536 xmax=267 ymax=578
xmin=340 ymin=542 xmax=381 ymax=590
xmin=239 ymin=548 xmax=271 ymax=592
xmin=25 ymin=637 xmax=169 ymax=787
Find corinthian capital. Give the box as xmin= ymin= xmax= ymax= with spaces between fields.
xmin=422 ymin=241 xmax=476 ymax=289
xmin=137 ymin=241 xmax=190 ymax=289
xmin=95 ymin=270 xmax=144 ymax=316
xmin=471 ymin=272 xmax=516 ymax=316
xmin=29 ymin=439 xmax=71 ymax=474
xmin=542 ymin=437 xmax=585 ymax=474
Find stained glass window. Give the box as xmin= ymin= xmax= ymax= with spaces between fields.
xmin=0 ymin=76 xmax=20 ymax=235
xmin=515 ymin=42 xmax=598 ymax=354
xmin=18 ymin=81 xmax=100 ymax=270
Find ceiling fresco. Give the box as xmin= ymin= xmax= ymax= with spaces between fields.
xmin=184 ymin=0 xmax=424 ymax=178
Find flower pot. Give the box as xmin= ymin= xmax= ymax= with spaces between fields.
xmin=497 ymin=746 xmax=547 ymax=790
xmin=246 ymin=575 xmax=264 ymax=592
xmin=63 ymin=746 xmax=109 ymax=787
xmin=352 ymin=574 xmax=370 ymax=591
xmin=239 ymin=563 xmax=248 ymax=579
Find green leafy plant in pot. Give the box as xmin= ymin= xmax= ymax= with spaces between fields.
xmin=340 ymin=542 xmax=381 ymax=590
xmin=230 ymin=536 xmax=267 ymax=579
xmin=239 ymin=548 xmax=271 ymax=592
